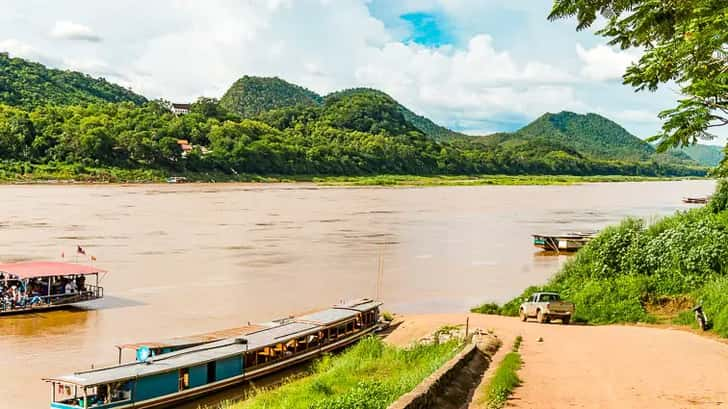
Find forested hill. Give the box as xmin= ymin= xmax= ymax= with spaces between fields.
xmin=218 ymin=77 xmax=465 ymax=141
xmin=324 ymin=88 xmax=467 ymax=141
xmin=513 ymin=111 xmax=657 ymax=161
xmin=671 ymin=144 xmax=724 ymax=167
xmin=0 ymin=52 xmax=146 ymax=109
xmin=219 ymin=76 xmax=322 ymax=118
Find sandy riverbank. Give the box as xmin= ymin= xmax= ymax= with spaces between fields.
xmin=385 ymin=314 xmax=728 ymax=408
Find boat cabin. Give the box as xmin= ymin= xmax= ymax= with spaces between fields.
xmin=46 ymin=299 xmax=382 ymax=409
xmin=532 ymin=232 xmax=595 ymax=253
xmin=114 ymin=324 xmax=269 ymax=364
xmin=0 ymin=261 xmax=105 ymax=315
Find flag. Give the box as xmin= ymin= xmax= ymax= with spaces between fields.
xmin=77 ymin=245 xmax=86 ymax=255
xmin=91 ymin=255 xmax=97 ymax=261
xmin=61 ymin=251 xmax=64 ymax=259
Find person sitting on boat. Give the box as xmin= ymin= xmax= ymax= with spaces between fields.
xmin=64 ymin=279 xmax=77 ymax=295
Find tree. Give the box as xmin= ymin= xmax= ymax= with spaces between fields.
xmin=548 ymin=0 xmax=728 ymax=151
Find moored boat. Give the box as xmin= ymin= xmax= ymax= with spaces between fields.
xmin=682 ymin=196 xmax=710 ymax=204
xmin=0 ymin=261 xmax=105 ymax=316
xmin=45 ymin=298 xmax=383 ymax=409
xmin=532 ymin=232 xmax=595 ymax=252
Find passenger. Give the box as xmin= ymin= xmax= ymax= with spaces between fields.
xmin=64 ymin=280 xmax=75 ymax=294
xmin=76 ymin=275 xmax=85 ymax=293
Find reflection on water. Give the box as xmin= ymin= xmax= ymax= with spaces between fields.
xmin=0 ymin=180 xmax=715 ymax=407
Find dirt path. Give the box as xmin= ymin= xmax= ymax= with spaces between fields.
xmin=386 ymin=314 xmax=728 ymax=409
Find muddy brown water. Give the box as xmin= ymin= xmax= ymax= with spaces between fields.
xmin=0 ymin=180 xmax=715 ymax=408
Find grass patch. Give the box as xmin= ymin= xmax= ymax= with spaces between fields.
xmin=481 ymin=337 xmax=523 ymax=409
xmin=312 ymin=174 xmax=698 ymax=187
xmin=0 ymin=161 xmax=702 ymax=186
xmin=225 ymin=336 xmax=462 ymax=409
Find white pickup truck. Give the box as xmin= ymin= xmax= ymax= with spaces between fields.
xmin=519 ymin=292 xmax=574 ymax=324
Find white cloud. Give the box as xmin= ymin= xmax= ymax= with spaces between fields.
xmin=0 ymin=0 xmax=679 ymax=137
xmin=576 ymin=43 xmax=639 ymax=81
xmin=611 ymin=109 xmax=660 ymax=124
xmin=0 ymin=38 xmax=59 ymax=66
xmin=355 ymin=34 xmax=583 ymax=128
xmin=50 ymin=20 xmax=101 ymax=42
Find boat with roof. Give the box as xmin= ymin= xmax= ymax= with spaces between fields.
xmin=0 ymin=261 xmax=105 ymax=316
xmin=45 ymin=298 xmax=383 ymax=409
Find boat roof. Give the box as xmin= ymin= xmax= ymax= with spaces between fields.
xmin=0 ymin=261 xmax=106 ymax=279
xmin=46 ymin=299 xmax=382 ymax=387
xmin=116 ymin=324 xmax=269 ymax=351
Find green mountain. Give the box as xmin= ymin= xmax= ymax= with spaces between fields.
xmin=468 ymin=111 xmax=704 ymax=166
xmin=219 ymin=76 xmax=323 ymax=118
xmin=512 ymin=111 xmax=656 ymax=161
xmin=671 ymin=144 xmax=724 ymax=167
xmin=0 ymin=52 xmax=146 ymax=109
xmin=325 ymin=88 xmax=466 ymax=141
xmin=219 ymin=79 xmax=464 ymax=140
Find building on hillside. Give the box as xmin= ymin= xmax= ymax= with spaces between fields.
xmin=171 ymin=103 xmax=190 ymax=115
xmin=177 ymin=139 xmax=193 ymax=156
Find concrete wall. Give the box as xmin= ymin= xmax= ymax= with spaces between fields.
xmin=387 ymin=338 xmax=495 ymax=409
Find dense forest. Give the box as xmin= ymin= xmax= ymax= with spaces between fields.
xmin=219 ymin=76 xmax=322 ymax=118
xmin=0 ymin=55 xmax=711 ymax=180
xmin=0 ymin=52 xmax=146 ymax=110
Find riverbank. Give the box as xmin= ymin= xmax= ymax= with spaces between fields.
xmin=387 ymin=314 xmax=728 ymax=408
xmin=0 ymin=163 xmax=706 ymax=186
xmin=472 ymin=180 xmax=728 ymax=339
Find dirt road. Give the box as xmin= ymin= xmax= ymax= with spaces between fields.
xmin=386 ymin=314 xmax=728 ymax=409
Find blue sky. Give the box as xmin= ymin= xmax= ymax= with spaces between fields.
xmin=0 ymin=0 xmax=722 ymax=143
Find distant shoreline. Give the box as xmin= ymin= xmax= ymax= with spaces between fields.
xmin=0 ymin=174 xmax=708 ymax=187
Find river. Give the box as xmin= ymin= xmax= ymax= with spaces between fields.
xmin=0 ymin=180 xmax=715 ymax=408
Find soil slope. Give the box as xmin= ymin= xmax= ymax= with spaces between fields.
xmin=386 ymin=314 xmax=728 ymax=409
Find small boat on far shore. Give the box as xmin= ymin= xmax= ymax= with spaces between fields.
xmin=682 ymin=196 xmax=710 ymax=204
xmin=166 ymin=176 xmax=188 ymax=184
xmin=532 ymin=232 xmax=596 ymax=253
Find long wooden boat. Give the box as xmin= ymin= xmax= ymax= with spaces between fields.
xmin=45 ymin=299 xmax=383 ymax=409
xmin=0 ymin=261 xmax=105 ymax=316
xmin=532 ymin=232 xmax=595 ymax=252
xmin=682 ymin=196 xmax=710 ymax=204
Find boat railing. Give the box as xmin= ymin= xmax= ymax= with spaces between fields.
xmin=0 ymin=284 xmax=104 ymax=313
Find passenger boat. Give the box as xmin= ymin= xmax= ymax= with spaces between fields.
xmin=532 ymin=232 xmax=595 ymax=252
xmin=45 ymin=298 xmax=383 ymax=409
xmin=0 ymin=261 xmax=105 ymax=316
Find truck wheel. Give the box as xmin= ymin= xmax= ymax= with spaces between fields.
xmin=537 ymin=310 xmax=546 ymax=323
xmin=562 ymin=316 xmax=570 ymax=325
xmin=519 ymin=309 xmax=527 ymax=322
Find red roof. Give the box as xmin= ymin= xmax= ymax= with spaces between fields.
xmin=0 ymin=261 xmax=106 ymax=279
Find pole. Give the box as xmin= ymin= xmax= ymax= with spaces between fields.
xmin=465 ymin=317 xmax=469 ymax=338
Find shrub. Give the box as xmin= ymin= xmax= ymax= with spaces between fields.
xmin=470 ymin=302 xmax=501 ymax=315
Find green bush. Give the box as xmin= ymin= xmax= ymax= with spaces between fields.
xmin=470 ymin=302 xmax=501 ymax=315
xmin=491 ymin=185 xmax=728 ymax=336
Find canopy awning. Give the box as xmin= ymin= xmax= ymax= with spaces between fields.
xmin=0 ymin=261 xmax=106 ymax=279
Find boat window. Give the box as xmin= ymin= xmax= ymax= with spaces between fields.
xmin=179 ymin=368 xmax=190 ymax=391
xmin=207 ymin=361 xmax=217 ymax=383
xmin=77 ymin=382 xmax=132 ymax=407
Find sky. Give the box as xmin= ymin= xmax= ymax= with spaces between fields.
xmin=0 ymin=0 xmax=722 ymax=143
